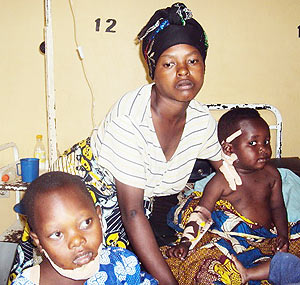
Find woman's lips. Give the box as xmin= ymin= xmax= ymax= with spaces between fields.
xmin=176 ymin=80 xmax=194 ymax=90
xmin=73 ymin=251 xmax=93 ymax=266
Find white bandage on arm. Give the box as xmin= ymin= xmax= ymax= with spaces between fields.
xmin=181 ymin=206 xmax=213 ymax=250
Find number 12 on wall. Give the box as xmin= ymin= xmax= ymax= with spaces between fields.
xmin=95 ymin=18 xmax=117 ymax=33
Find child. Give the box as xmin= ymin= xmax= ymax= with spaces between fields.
xmin=232 ymin=252 xmax=300 ymax=284
xmin=165 ymin=107 xmax=289 ymax=283
xmin=12 ymin=171 xmax=157 ymax=284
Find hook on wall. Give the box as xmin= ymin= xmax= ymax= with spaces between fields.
xmin=39 ymin=41 xmax=45 ymax=54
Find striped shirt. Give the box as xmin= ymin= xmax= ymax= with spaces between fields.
xmin=91 ymin=83 xmax=221 ymax=198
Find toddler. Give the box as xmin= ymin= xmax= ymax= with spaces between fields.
xmin=167 ymin=107 xmax=288 ymax=263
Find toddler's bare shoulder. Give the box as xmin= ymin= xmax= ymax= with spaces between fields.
xmin=207 ymin=172 xmax=231 ymax=193
xmin=209 ymin=171 xmax=228 ymax=184
xmin=264 ymin=163 xmax=281 ymax=180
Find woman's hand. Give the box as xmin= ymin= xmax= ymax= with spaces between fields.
xmin=166 ymin=241 xmax=191 ymax=260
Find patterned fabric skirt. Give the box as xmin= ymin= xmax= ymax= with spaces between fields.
xmin=8 ymin=137 xmax=153 ymax=283
xmin=161 ymin=193 xmax=300 ymax=285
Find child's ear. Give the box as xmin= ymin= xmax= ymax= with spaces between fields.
xmin=96 ymin=206 xmax=102 ymax=223
xmin=30 ymin=232 xmax=43 ymax=252
xmin=222 ymin=141 xmax=234 ymax=156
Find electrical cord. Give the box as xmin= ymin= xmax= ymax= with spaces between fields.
xmin=68 ymin=0 xmax=96 ymax=129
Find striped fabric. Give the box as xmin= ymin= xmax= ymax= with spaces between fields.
xmin=91 ymin=83 xmax=221 ymax=198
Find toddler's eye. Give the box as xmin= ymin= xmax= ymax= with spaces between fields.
xmin=49 ymin=231 xmax=63 ymax=240
xmin=80 ymin=218 xmax=92 ymax=230
xmin=249 ymin=141 xmax=257 ymax=146
xmin=265 ymin=139 xmax=270 ymax=145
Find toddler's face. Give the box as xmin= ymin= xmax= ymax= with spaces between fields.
xmin=31 ymin=186 xmax=102 ymax=270
xmin=231 ymin=118 xmax=272 ymax=171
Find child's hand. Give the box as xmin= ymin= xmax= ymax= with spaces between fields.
xmin=274 ymin=235 xmax=289 ymax=253
xmin=166 ymin=242 xmax=191 ymax=260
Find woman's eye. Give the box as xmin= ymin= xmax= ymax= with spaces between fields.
xmin=163 ymin=62 xmax=175 ymax=68
xmin=265 ymin=139 xmax=270 ymax=145
xmin=80 ymin=218 xmax=92 ymax=230
xmin=188 ymin=58 xmax=199 ymax=65
xmin=249 ymin=141 xmax=257 ymax=146
xmin=49 ymin=231 xmax=63 ymax=240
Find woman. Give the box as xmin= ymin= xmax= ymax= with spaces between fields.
xmin=11 ymin=3 xmax=231 ymax=284
xmin=90 ymin=3 xmax=222 ymax=284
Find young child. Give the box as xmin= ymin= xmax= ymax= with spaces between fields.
xmin=232 ymin=252 xmax=300 ymax=284
xmin=12 ymin=171 xmax=157 ymax=285
xmin=167 ymin=107 xmax=288 ymax=264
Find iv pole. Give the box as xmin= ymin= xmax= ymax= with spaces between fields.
xmin=44 ymin=0 xmax=57 ymax=167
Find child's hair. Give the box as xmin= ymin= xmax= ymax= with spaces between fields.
xmin=217 ymin=107 xmax=262 ymax=143
xmin=22 ymin=171 xmax=94 ymax=231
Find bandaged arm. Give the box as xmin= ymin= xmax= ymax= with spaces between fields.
xmin=180 ymin=205 xmax=213 ymax=250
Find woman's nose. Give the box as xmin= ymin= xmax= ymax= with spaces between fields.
xmin=177 ymin=64 xmax=189 ymax=77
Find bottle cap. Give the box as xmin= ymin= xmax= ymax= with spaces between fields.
xmin=1 ymin=174 xmax=9 ymax=182
xmin=36 ymin=135 xmax=43 ymax=140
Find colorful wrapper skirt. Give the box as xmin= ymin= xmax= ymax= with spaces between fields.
xmin=161 ymin=192 xmax=300 ymax=285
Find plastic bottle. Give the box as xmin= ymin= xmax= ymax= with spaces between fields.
xmin=0 ymin=165 xmax=17 ymax=183
xmin=34 ymin=134 xmax=47 ymax=173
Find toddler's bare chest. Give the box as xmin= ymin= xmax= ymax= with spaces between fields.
xmin=225 ymin=178 xmax=272 ymax=208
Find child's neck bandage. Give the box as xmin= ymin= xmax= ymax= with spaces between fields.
xmin=219 ymin=129 xmax=242 ymax=191
xmin=43 ymin=244 xmax=102 ymax=280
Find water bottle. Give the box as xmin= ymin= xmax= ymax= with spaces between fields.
xmin=34 ymin=134 xmax=47 ymax=173
xmin=0 ymin=165 xmax=17 ymax=183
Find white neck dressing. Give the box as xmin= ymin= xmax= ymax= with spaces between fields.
xmin=43 ymin=244 xmax=102 ymax=280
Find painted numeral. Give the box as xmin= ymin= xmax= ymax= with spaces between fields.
xmin=95 ymin=18 xmax=117 ymax=33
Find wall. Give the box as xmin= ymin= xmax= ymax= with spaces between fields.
xmin=0 ymin=0 xmax=299 ymax=232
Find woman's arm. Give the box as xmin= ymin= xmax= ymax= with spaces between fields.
xmin=116 ymin=179 xmax=178 ymax=285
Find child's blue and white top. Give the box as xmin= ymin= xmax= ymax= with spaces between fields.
xmin=11 ymin=247 xmax=158 ymax=285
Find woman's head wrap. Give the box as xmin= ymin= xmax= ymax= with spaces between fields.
xmin=137 ymin=2 xmax=208 ymax=79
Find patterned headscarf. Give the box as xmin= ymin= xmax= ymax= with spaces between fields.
xmin=138 ymin=2 xmax=208 ymax=79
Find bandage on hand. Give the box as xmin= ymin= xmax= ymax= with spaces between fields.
xmin=181 ymin=206 xmax=213 ymax=250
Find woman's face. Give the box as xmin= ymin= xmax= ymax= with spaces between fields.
xmin=153 ymin=44 xmax=205 ymax=103
xmin=31 ymin=186 xmax=103 ymax=270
